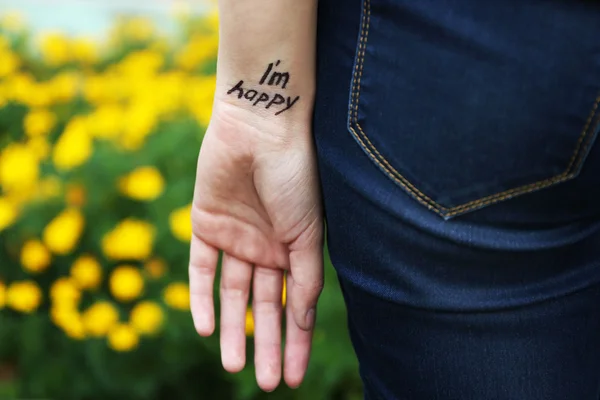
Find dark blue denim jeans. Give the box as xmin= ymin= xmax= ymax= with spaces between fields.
xmin=313 ymin=0 xmax=600 ymax=398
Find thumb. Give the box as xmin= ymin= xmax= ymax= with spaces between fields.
xmin=288 ymin=243 xmax=324 ymax=331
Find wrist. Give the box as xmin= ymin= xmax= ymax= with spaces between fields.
xmin=210 ymin=97 xmax=313 ymax=145
xmin=214 ymin=59 xmax=315 ymax=123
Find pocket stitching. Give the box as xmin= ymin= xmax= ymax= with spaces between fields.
xmin=347 ymin=0 xmax=600 ymax=218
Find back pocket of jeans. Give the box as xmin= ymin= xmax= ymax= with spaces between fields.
xmin=348 ymin=0 xmax=600 ymax=219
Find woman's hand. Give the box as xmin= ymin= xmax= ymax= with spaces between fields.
xmin=189 ymin=102 xmax=323 ymax=391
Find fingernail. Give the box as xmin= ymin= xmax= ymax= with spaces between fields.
xmin=305 ymin=308 xmax=316 ymax=329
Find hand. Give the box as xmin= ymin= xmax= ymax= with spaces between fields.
xmin=189 ymin=102 xmax=324 ymax=391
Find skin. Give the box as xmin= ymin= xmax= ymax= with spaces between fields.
xmin=189 ymin=0 xmax=322 ymax=392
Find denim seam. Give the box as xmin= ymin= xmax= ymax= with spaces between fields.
xmin=347 ymin=0 xmax=600 ymax=218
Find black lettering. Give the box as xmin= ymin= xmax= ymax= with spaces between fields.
xmin=275 ymin=96 xmax=300 ymax=115
xmin=266 ymin=94 xmax=285 ymax=109
xmin=226 ymin=80 xmax=245 ymax=99
xmin=244 ymin=89 xmax=258 ymax=101
xmin=226 ymin=61 xmax=300 ymax=116
xmin=268 ymin=72 xmax=290 ymax=89
xmin=253 ymin=92 xmax=270 ymax=106
xmin=259 ymin=63 xmax=273 ymax=85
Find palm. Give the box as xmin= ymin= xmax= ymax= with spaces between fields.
xmin=189 ymin=109 xmax=324 ymax=391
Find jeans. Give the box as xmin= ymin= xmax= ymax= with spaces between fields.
xmin=312 ymin=0 xmax=600 ymax=398
xmin=339 ymin=278 xmax=600 ymax=400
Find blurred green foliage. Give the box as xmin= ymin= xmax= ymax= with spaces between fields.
xmin=0 ymin=8 xmax=360 ymax=400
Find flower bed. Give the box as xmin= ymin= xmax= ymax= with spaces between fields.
xmin=0 ymin=9 xmax=361 ymax=400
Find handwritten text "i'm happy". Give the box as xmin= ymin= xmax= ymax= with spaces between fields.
xmin=226 ymin=60 xmax=300 ymax=116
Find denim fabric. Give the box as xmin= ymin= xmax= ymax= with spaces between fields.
xmin=339 ymin=277 xmax=600 ymax=400
xmin=313 ymin=0 xmax=600 ymax=398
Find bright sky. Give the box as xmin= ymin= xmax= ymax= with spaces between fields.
xmin=0 ymin=0 xmax=209 ymax=37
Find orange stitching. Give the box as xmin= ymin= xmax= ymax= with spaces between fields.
xmin=349 ymin=0 xmax=446 ymax=212
xmin=566 ymin=97 xmax=600 ymax=172
xmin=445 ymin=174 xmax=569 ymax=217
xmin=445 ymin=97 xmax=600 ymax=217
xmin=578 ymin=106 xmax=600 ymax=165
xmin=348 ymin=0 xmax=600 ymax=218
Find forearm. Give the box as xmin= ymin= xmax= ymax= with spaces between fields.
xmin=215 ymin=0 xmax=318 ymax=123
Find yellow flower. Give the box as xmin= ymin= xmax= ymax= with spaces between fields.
xmin=52 ymin=117 xmax=93 ymax=171
xmin=71 ymin=37 xmax=97 ymax=65
xmin=118 ymin=49 xmax=163 ymax=76
xmin=0 ymin=197 xmax=18 ymax=232
xmin=169 ymin=204 xmax=192 ymax=243
xmin=163 ymin=282 xmax=190 ymax=311
xmin=70 ymin=254 xmax=102 ymax=290
xmin=87 ymin=104 xmax=124 ymax=140
xmin=107 ymin=323 xmax=139 ymax=352
xmin=24 ymin=82 xmax=53 ymax=108
xmin=63 ymin=316 xmax=86 ymax=339
xmin=48 ymin=72 xmax=79 ymax=103
xmin=0 ymin=11 xmax=25 ymax=32
xmin=0 ymin=281 xmax=6 ymax=309
xmin=176 ymin=33 xmax=218 ymax=71
xmin=186 ymin=75 xmax=216 ymax=127
xmin=282 ymin=277 xmax=287 ymax=307
xmin=0 ymin=143 xmax=39 ymax=192
xmin=50 ymin=307 xmax=86 ymax=339
xmin=245 ymin=308 xmax=254 ymax=336
xmin=20 ymin=239 xmax=51 ymax=274
xmin=26 ymin=136 xmax=50 ymax=161
xmin=82 ymin=301 xmax=119 ymax=337
xmin=24 ymin=109 xmax=56 ymax=137
xmin=50 ymin=277 xmax=81 ymax=308
xmin=118 ymin=166 xmax=165 ymax=201
xmin=6 ymin=281 xmax=42 ymax=313
xmin=144 ymin=258 xmax=167 ymax=279
xmin=152 ymin=71 xmax=186 ymax=116
xmin=82 ymin=71 xmax=125 ymax=105
xmin=130 ymin=301 xmax=164 ymax=335
xmin=119 ymin=102 xmax=158 ymax=150
xmin=39 ymin=32 xmax=71 ymax=66
xmin=42 ymin=208 xmax=85 ymax=255
xmin=7 ymin=72 xmax=35 ymax=104
xmin=82 ymin=74 xmax=105 ymax=104
xmin=51 ymin=305 xmax=76 ymax=326
xmin=110 ymin=265 xmax=144 ymax=302
xmin=4 ymin=188 xmax=35 ymax=209
xmin=0 ymin=50 xmax=20 ymax=78
xmin=102 ymin=219 xmax=155 ymax=261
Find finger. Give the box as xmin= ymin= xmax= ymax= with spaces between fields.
xmin=284 ymin=273 xmax=313 ymax=389
xmin=219 ymin=253 xmax=253 ymax=373
xmin=289 ymin=245 xmax=324 ymax=331
xmin=189 ymin=234 xmax=219 ymax=336
xmin=253 ymin=266 xmax=283 ymax=392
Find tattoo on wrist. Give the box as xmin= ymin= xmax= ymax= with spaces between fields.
xmin=226 ymin=60 xmax=300 ymax=116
